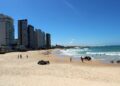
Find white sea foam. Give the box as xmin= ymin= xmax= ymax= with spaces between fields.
xmin=58 ymin=48 xmax=120 ymax=61
xmin=59 ymin=48 xmax=90 ymax=57
xmin=60 ymin=48 xmax=120 ymax=56
xmin=86 ymin=52 xmax=120 ymax=56
xmin=60 ymin=49 xmax=79 ymax=56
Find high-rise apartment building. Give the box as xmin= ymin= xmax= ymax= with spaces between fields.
xmin=28 ymin=25 xmax=35 ymax=49
xmin=18 ymin=19 xmax=28 ymax=48
xmin=34 ymin=29 xmax=41 ymax=49
xmin=40 ymin=31 xmax=46 ymax=48
xmin=46 ymin=33 xmax=51 ymax=49
xmin=0 ymin=14 xmax=14 ymax=49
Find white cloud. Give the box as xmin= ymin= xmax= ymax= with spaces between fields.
xmin=63 ymin=0 xmax=75 ymax=10
xmin=62 ymin=0 xmax=79 ymax=15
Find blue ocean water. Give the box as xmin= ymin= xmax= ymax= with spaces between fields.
xmin=58 ymin=46 xmax=120 ymax=62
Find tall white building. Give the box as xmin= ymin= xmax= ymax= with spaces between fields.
xmin=0 ymin=14 xmax=14 ymax=49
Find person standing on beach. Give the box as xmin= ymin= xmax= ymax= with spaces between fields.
xmin=70 ymin=57 xmax=72 ymax=62
xmin=26 ymin=55 xmax=28 ymax=59
xmin=81 ymin=57 xmax=84 ymax=63
xmin=20 ymin=54 xmax=22 ymax=59
xmin=18 ymin=54 xmax=19 ymax=59
xmin=20 ymin=54 xmax=21 ymax=59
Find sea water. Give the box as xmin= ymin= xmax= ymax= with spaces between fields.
xmin=57 ymin=46 xmax=120 ymax=63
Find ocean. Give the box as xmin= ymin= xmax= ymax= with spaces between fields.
xmin=55 ymin=46 xmax=120 ymax=63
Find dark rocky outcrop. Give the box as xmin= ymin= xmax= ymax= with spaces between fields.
xmin=116 ymin=60 xmax=120 ymax=64
xmin=83 ymin=56 xmax=92 ymax=61
xmin=38 ymin=60 xmax=50 ymax=65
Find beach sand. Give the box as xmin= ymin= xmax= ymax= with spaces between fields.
xmin=0 ymin=49 xmax=120 ymax=86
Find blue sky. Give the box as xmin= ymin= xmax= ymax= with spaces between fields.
xmin=0 ymin=0 xmax=120 ymax=46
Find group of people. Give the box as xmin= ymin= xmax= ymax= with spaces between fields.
xmin=18 ymin=54 xmax=28 ymax=59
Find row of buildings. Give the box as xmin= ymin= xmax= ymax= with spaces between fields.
xmin=0 ymin=14 xmax=51 ymax=51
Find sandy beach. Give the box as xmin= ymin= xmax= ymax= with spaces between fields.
xmin=0 ymin=49 xmax=120 ymax=86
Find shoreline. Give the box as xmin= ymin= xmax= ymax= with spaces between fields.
xmin=51 ymin=49 xmax=120 ymax=66
xmin=0 ymin=49 xmax=120 ymax=66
